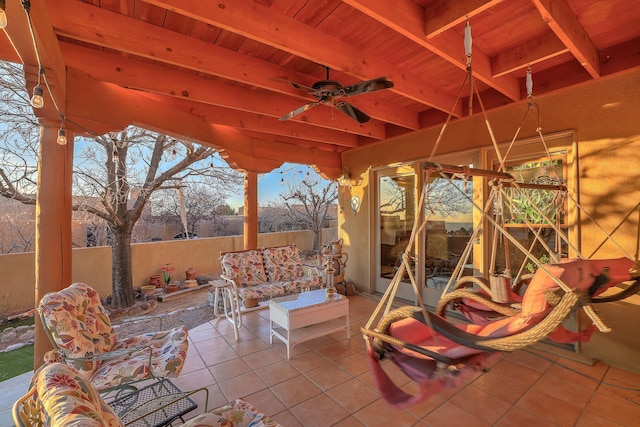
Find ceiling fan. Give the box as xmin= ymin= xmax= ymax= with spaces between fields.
xmin=277 ymin=66 xmax=394 ymax=124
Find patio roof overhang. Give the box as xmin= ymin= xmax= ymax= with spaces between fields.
xmin=1 ymin=0 xmax=639 ymax=179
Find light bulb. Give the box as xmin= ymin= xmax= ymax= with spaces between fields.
xmin=112 ymin=150 xmax=119 ymax=164
xmin=0 ymin=0 xmax=8 ymax=30
xmin=209 ymin=161 xmax=214 ymax=171
xmin=171 ymin=148 xmax=177 ymax=160
xmin=57 ymin=128 xmax=67 ymax=145
xmin=30 ymin=85 xmax=44 ymax=109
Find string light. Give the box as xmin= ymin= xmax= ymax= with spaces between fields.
xmin=30 ymin=67 xmax=45 ymax=109
xmin=171 ymin=148 xmax=177 ymax=160
xmin=112 ymin=149 xmax=119 ymax=164
xmin=57 ymin=118 xmax=67 ymax=145
xmin=0 ymin=0 xmax=8 ymax=29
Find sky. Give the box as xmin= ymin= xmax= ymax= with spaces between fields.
xmin=226 ymin=163 xmax=324 ymax=210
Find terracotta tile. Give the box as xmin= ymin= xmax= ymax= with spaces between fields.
xmin=229 ymin=338 xmax=270 ymax=356
xmin=304 ymin=335 xmax=340 ymax=349
xmin=331 ymin=416 xmax=366 ymax=426
xmin=450 ymin=385 xmax=511 ymax=424
xmin=471 ymin=370 xmax=529 ymax=404
xmin=516 ymin=389 xmax=582 ymax=426
xmin=530 ymin=364 xmax=598 ymax=407
xmin=182 ymin=352 xmax=206 ymax=375
xmin=200 ymin=346 xmax=240 ymax=366
xmin=254 ymin=360 xmax=301 ymax=386
xmin=326 ymin=378 xmax=380 ymax=414
xmin=172 ymin=367 xmax=215 ymax=392
xmin=188 ymin=323 xmax=219 ymax=342
xmin=575 ymin=411 xmax=625 ymax=427
xmin=270 ymin=375 xmax=322 ymax=407
xmin=270 ymin=409 xmax=303 ymax=427
xmin=288 ymin=350 xmax=332 ymax=372
xmin=192 ymin=336 xmax=231 ymax=354
xmin=495 ymin=406 xmax=557 ymax=427
xmin=400 ymin=382 xmax=448 ymax=419
xmin=353 ymin=399 xmax=420 ymax=427
xmin=315 ymin=341 xmax=356 ymax=359
xmin=244 ymin=388 xmax=286 ymax=418
xmin=269 ymin=340 xmax=312 ymax=359
xmin=602 ymin=366 xmax=640 ymax=389
xmin=505 ymin=349 xmax=554 ymax=372
xmin=217 ymin=371 xmax=267 ymax=402
xmin=332 ymin=352 xmax=369 ymax=377
xmin=585 ymin=385 xmax=640 ymax=425
xmin=422 ymin=401 xmax=491 ymax=427
xmin=181 ymin=384 xmax=227 ymax=422
xmin=555 ymin=358 xmax=608 ymax=381
xmin=208 ymin=357 xmax=252 ymax=382
xmin=305 ymin=363 xmax=352 ymax=390
xmin=489 ymin=359 xmax=544 ymax=387
xmin=290 ymin=394 xmax=350 ymax=427
xmin=242 ymin=348 xmax=283 ymax=370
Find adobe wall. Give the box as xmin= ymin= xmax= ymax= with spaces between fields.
xmin=1 ymin=229 xmax=322 ymax=317
xmin=341 ymin=68 xmax=640 ymax=371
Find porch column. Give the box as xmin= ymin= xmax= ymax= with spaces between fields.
xmin=243 ymin=171 xmax=258 ymax=249
xmin=33 ymin=121 xmax=73 ymax=369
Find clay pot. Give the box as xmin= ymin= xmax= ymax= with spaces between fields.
xmin=148 ymin=275 xmax=162 ymax=288
xmin=185 ymin=267 xmax=197 ymax=280
xmin=165 ymin=283 xmax=179 ymax=294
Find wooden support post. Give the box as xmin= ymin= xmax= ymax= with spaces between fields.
xmin=33 ymin=122 xmax=73 ymax=369
xmin=243 ymin=171 xmax=258 ymax=250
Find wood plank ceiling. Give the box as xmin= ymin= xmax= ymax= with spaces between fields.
xmin=2 ymin=0 xmax=639 ymax=177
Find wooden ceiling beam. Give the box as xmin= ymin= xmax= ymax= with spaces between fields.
xmin=342 ymin=0 xmax=520 ymax=101
xmin=144 ymin=0 xmax=461 ymax=116
xmin=65 ymin=69 xmax=339 ymax=173
xmin=492 ymin=32 xmax=569 ymax=77
xmin=48 ymin=0 xmax=418 ymax=131
xmin=150 ymin=93 xmax=361 ymax=148
xmin=530 ymin=0 xmax=600 ymax=78
xmin=59 ymin=43 xmax=386 ymax=140
xmin=424 ymin=0 xmax=506 ymax=37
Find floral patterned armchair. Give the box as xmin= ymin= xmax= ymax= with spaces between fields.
xmin=13 ymin=362 xmax=282 ymax=427
xmin=37 ymin=282 xmax=189 ymax=392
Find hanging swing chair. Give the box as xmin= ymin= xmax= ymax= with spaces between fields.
xmin=361 ymin=22 xmax=640 ymax=408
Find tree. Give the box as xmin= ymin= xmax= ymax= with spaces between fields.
xmin=280 ymin=172 xmax=337 ymax=251
xmin=0 ymin=61 xmax=242 ymax=308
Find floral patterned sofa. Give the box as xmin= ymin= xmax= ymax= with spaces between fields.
xmin=220 ymin=244 xmax=326 ymax=306
xmin=38 ymin=282 xmax=189 ymax=392
xmin=13 ymin=362 xmax=281 ymax=427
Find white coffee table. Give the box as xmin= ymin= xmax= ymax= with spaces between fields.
xmin=269 ymin=289 xmax=350 ymax=358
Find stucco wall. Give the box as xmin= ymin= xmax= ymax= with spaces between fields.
xmin=1 ymin=229 xmax=328 ymax=316
xmin=340 ymin=68 xmax=640 ymax=371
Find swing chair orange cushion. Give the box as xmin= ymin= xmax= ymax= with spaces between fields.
xmin=389 ymin=257 xmax=635 ymax=360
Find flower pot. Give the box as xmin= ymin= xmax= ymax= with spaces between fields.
xmin=165 ymin=283 xmax=179 ymax=294
xmin=185 ymin=267 xmax=197 ymax=280
xmin=149 ymin=275 xmax=162 ymax=288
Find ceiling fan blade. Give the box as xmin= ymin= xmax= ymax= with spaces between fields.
xmin=343 ymin=77 xmax=394 ymax=97
xmin=279 ymin=102 xmax=320 ymax=121
xmin=335 ymin=102 xmax=371 ymax=123
xmin=271 ymin=77 xmax=315 ymax=93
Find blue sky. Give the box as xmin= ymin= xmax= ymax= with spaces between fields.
xmin=227 ymin=163 xmax=321 ymax=209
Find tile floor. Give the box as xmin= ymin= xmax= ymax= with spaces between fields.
xmin=172 ymin=294 xmax=640 ymax=426
xmin=2 ymin=293 xmax=640 ymax=426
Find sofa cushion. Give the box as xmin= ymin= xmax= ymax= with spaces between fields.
xmin=237 ymin=276 xmax=323 ymax=301
xmin=181 ymin=398 xmax=281 ymax=427
xmin=33 ymin=363 xmax=123 ymax=427
xmin=221 ymin=249 xmax=268 ymax=286
xmin=38 ymin=283 xmax=116 ymax=377
xmin=262 ymin=245 xmax=305 ymax=282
